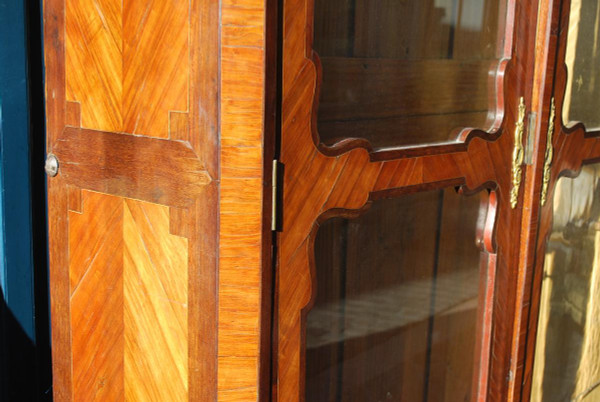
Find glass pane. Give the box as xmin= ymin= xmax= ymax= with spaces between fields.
xmin=306 ymin=188 xmax=489 ymax=401
xmin=531 ymin=164 xmax=600 ymax=402
xmin=314 ymin=0 xmax=507 ymax=149
xmin=563 ymin=0 xmax=600 ymax=130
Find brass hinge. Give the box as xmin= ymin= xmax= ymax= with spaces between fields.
xmin=524 ymin=112 xmax=537 ymax=166
xmin=510 ymin=97 xmax=527 ymax=209
xmin=272 ymin=160 xmax=281 ymax=231
xmin=540 ymin=97 xmax=556 ymax=206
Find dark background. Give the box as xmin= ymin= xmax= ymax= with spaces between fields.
xmin=0 ymin=0 xmax=53 ymax=400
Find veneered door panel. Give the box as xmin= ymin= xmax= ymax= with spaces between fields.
xmin=43 ymin=0 xmax=218 ymax=400
xmin=65 ymin=0 xmax=190 ymax=137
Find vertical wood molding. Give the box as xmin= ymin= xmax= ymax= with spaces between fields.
xmin=219 ymin=0 xmax=268 ymax=398
xmin=43 ymin=0 xmax=72 ymax=399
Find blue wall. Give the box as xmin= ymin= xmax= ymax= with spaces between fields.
xmin=0 ymin=0 xmax=52 ymax=399
xmin=0 ymin=0 xmax=36 ymax=342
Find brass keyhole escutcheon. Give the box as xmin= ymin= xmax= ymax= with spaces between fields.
xmin=45 ymin=153 xmax=59 ymax=177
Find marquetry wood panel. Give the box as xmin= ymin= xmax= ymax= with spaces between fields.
xmin=44 ymin=0 xmax=219 ymax=399
xmin=69 ymin=191 xmax=188 ymax=401
xmin=65 ymin=0 xmax=189 ymax=137
xmin=123 ymin=198 xmax=188 ymax=401
xmin=69 ymin=192 xmax=124 ymax=402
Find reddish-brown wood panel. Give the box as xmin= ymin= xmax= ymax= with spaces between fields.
xmin=508 ymin=0 xmax=561 ymax=400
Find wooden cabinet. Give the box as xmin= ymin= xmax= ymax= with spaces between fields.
xmin=41 ymin=0 xmax=600 ymax=400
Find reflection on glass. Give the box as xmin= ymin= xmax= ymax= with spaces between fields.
xmin=313 ymin=0 xmax=507 ymax=149
xmin=532 ymin=164 xmax=600 ymax=402
xmin=306 ymin=188 xmax=489 ymax=401
xmin=563 ymin=0 xmax=600 ymax=130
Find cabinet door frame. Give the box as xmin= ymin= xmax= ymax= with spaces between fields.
xmin=517 ymin=0 xmax=600 ymax=399
xmin=275 ymin=0 xmax=542 ymax=401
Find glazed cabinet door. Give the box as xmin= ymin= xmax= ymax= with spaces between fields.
xmin=521 ymin=0 xmax=600 ymax=400
xmin=43 ymin=0 xmax=218 ymax=400
xmin=277 ymin=0 xmax=541 ymax=401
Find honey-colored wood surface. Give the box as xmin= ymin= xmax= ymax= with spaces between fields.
xmin=44 ymin=0 xmax=219 ymax=400
xmin=69 ymin=191 xmax=189 ymax=401
xmin=277 ymin=0 xmax=541 ymax=401
xmin=219 ymin=0 xmax=271 ymax=399
xmin=65 ymin=0 xmax=189 ymax=137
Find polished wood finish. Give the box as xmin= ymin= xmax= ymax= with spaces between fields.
xmin=507 ymin=0 xmax=560 ymax=400
xmin=277 ymin=0 xmax=541 ymax=401
xmin=68 ymin=191 xmax=189 ymax=401
xmin=44 ymin=0 xmax=219 ymax=400
xmin=218 ymin=0 xmax=273 ymax=399
xmin=65 ymin=0 xmax=190 ymax=138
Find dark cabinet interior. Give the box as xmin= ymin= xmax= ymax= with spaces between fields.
xmin=314 ymin=0 xmax=506 ymax=148
xmin=307 ymin=189 xmax=488 ymax=401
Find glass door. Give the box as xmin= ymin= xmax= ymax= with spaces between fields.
xmin=525 ymin=0 xmax=600 ymax=400
xmin=306 ymin=189 xmax=491 ymax=401
xmin=313 ymin=0 xmax=507 ymax=148
xmin=531 ymin=166 xmax=600 ymax=401
xmin=277 ymin=0 xmax=542 ymax=401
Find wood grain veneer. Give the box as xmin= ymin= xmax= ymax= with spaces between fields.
xmin=507 ymin=0 xmax=560 ymax=400
xmin=219 ymin=0 xmax=273 ymax=399
xmin=69 ymin=191 xmax=189 ymax=401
